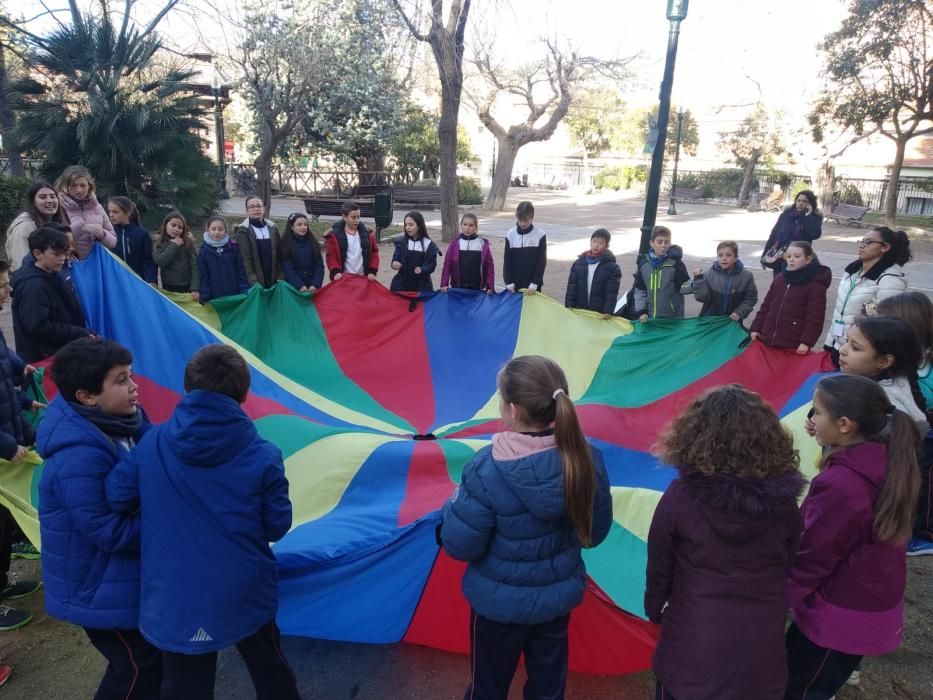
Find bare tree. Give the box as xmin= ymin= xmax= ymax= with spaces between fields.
xmin=471 ymin=41 xmax=634 ymax=210
xmin=389 ymin=0 xmax=471 ymax=242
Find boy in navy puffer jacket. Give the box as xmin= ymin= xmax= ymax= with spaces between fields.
xmin=441 ymin=355 xmax=612 ymax=699
xmin=106 ymin=345 xmax=298 ymax=700
xmin=38 ymin=338 xmax=161 ymax=699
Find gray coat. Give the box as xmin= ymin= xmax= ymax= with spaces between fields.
xmin=681 ymin=260 xmax=758 ymax=319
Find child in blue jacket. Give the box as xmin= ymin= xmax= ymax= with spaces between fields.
xmin=107 ymin=196 xmax=157 ymax=283
xmin=279 ymin=212 xmax=324 ymax=292
xmin=197 ymin=216 xmax=250 ymax=303
xmin=37 ymin=338 xmax=160 ymax=699
xmin=441 ymin=355 xmax=612 ymax=699
xmin=106 ymin=344 xmax=298 ymax=700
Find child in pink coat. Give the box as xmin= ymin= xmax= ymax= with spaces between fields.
xmin=55 ymin=166 xmax=117 ymax=259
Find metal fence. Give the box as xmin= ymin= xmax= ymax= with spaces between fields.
xmin=0 ymin=158 xmax=44 ymax=179
xmin=227 ymin=164 xmax=429 ymax=196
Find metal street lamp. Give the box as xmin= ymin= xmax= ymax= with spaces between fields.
xmin=639 ymin=0 xmax=690 ymax=254
xmin=667 ymin=108 xmax=686 ymax=216
xmin=211 ymin=68 xmax=229 ymax=200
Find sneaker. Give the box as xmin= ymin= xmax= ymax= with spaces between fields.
xmin=10 ymin=540 xmax=39 ymax=560
xmin=0 ymin=606 xmax=31 ymax=631
xmin=846 ymin=669 xmax=861 ymax=686
xmin=908 ymin=537 xmax=933 ymax=556
xmin=2 ymin=579 xmax=41 ymax=600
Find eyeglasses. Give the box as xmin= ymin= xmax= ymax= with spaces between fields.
xmin=858 ymin=238 xmax=883 ymax=246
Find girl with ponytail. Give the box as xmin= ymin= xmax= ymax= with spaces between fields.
xmin=786 ymin=375 xmax=920 ymax=700
xmin=440 ymin=355 xmax=612 ymax=699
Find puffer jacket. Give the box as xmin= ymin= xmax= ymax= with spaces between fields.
xmin=440 ymin=431 xmax=612 ymax=625
xmin=633 ymin=245 xmax=690 ymax=319
xmin=37 ymin=397 xmax=150 ymax=629
xmin=58 ymin=194 xmax=117 ymax=259
xmin=106 ymin=390 xmax=292 ymax=653
xmin=788 ymin=441 xmax=907 ymax=655
xmin=750 ymin=258 xmax=831 ymax=349
xmin=565 ymin=250 xmax=622 ymax=315
xmin=113 ymin=222 xmax=157 ymax=283
xmin=0 ymin=326 xmax=34 ymax=460
xmin=646 ymin=467 xmax=804 ymax=700
xmin=681 ymin=260 xmax=758 ymax=319
xmin=825 ymin=259 xmax=908 ymax=350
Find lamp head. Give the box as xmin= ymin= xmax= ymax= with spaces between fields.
xmin=666 ymin=0 xmax=689 ymax=21
xmin=211 ymin=69 xmax=221 ymax=91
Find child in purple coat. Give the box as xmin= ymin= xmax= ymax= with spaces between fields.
xmin=439 ymin=213 xmax=495 ymax=293
xmin=786 ymin=374 xmax=920 ymax=699
xmin=646 ymin=384 xmax=804 ymax=700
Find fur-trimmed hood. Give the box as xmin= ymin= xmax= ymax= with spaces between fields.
xmin=678 ymin=468 xmax=806 ymax=543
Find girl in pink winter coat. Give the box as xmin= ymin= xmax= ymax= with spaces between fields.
xmin=54 ymin=166 xmax=117 ymax=260
xmin=786 ymin=374 xmax=920 ymax=699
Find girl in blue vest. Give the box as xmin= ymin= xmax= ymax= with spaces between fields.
xmin=441 ymin=355 xmax=612 ymax=699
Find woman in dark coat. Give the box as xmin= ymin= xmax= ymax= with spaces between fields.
xmin=646 ymin=385 xmax=805 ymax=700
xmin=761 ymin=189 xmax=822 ymax=275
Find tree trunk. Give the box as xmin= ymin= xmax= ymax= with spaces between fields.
xmin=254 ymin=139 xmax=276 ymax=211
xmin=484 ymin=136 xmax=517 ymax=210
xmin=814 ymin=160 xmax=835 ymax=215
xmin=736 ymin=151 xmax=760 ymax=206
xmin=884 ymin=138 xmax=907 ymax=226
xmin=0 ymin=41 xmax=23 ymax=178
xmin=436 ymin=81 xmax=461 ymax=242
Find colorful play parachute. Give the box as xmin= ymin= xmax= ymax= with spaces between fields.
xmin=1 ymin=247 xmax=835 ymax=675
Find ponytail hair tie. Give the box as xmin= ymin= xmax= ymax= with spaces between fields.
xmin=552 ymin=388 xmax=566 ymax=400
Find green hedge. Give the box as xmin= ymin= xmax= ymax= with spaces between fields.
xmin=0 ymin=177 xmax=29 ymax=235
xmin=594 ymin=165 xmax=648 ymax=191
xmin=458 ymin=176 xmax=483 ymax=205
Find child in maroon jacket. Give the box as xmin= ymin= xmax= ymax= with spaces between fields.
xmin=787 ymin=375 xmax=920 ymax=699
xmin=646 ymin=385 xmax=804 ymax=700
xmin=750 ymin=241 xmax=831 ymax=354
xmin=440 ymin=213 xmax=495 ymax=293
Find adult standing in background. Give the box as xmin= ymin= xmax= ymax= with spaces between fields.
xmin=5 ymin=181 xmax=65 ymax=271
xmin=761 ymin=189 xmax=823 ymax=276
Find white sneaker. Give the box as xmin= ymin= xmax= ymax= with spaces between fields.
xmin=846 ymin=669 xmax=861 ymax=686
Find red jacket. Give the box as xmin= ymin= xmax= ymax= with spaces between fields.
xmin=750 ymin=260 xmax=831 ymax=348
xmin=324 ymin=222 xmax=379 ymax=279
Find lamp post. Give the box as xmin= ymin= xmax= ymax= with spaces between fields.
xmin=639 ymin=0 xmax=689 ymax=254
xmin=667 ymin=108 xmax=685 ymax=216
xmin=211 ymin=69 xmax=229 ymax=200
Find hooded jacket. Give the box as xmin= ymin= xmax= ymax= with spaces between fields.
xmin=11 ymin=257 xmax=90 ymax=362
xmin=197 ymin=240 xmax=250 ymax=303
xmin=105 ymin=390 xmax=292 ymax=653
xmin=440 ymin=431 xmax=612 ymax=625
xmin=113 ymin=222 xmax=157 ymax=283
xmin=440 ymin=234 xmax=495 ymax=291
xmin=646 ymin=468 xmax=804 ymax=700
xmin=750 ymin=258 xmax=831 ymax=349
xmin=824 ymin=258 xmax=908 ymax=351
xmin=681 ymin=259 xmax=758 ymax=319
xmin=324 ymin=221 xmax=379 ymax=279
xmin=5 ymin=212 xmax=37 ymax=272
xmin=234 ymin=218 xmax=281 ymax=288
xmin=565 ymin=250 xmax=622 ymax=315
xmin=633 ymin=245 xmax=690 ymax=319
xmin=37 ymin=397 xmax=150 ymax=629
xmin=788 ymin=441 xmax=907 ymax=655
xmin=58 ymin=193 xmax=117 ymax=260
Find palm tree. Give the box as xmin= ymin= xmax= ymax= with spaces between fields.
xmin=9 ymin=3 xmax=218 ymax=222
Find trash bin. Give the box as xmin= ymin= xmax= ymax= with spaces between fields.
xmin=374 ymin=191 xmax=393 ymax=241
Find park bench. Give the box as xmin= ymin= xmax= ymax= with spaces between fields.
xmin=392 ymin=186 xmax=442 ymax=208
xmin=672 ymin=187 xmax=703 ymax=201
xmin=826 ymin=202 xmax=870 ymax=227
xmin=303 ymin=197 xmax=375 ymax=220
xmin=353 ymin=184 xmax=391 ymax=198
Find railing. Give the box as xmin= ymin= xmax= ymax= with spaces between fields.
xmin=227 ymin=164 xmax=425 ymax=196
xmin=0 ymin=158 xmax=45 ymax=179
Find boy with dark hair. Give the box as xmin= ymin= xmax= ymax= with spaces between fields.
xmin=681 ymin=240 xmax=759 ymax=320
xmin=106 ymin=344 xmax=298 ymax=700
xmin=38 ymin=337 xmax=161 ymax=699
xmin=324 ymin=201 xmax=380 ymax=281
xmin=503 ymin=200 xmax=547 ymax=293
xmin=0 ymin=260 xmax=42 ymax=632
xmin=633 ymin=225 xmax=689 ymax=321
xmin=564 ymin=229 xmax=622 ymax=318
xmin=11 ymin=226 xmax=91 ymax=362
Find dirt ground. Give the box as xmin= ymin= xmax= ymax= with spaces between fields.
xmin=1 ymin=228 xmax=932 ymax=698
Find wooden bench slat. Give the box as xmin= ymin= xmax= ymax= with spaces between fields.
xmin=827 ymin=203 xmax=870 ymax=227
xmin=673 ymin=187 xmax=703 ymax=200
